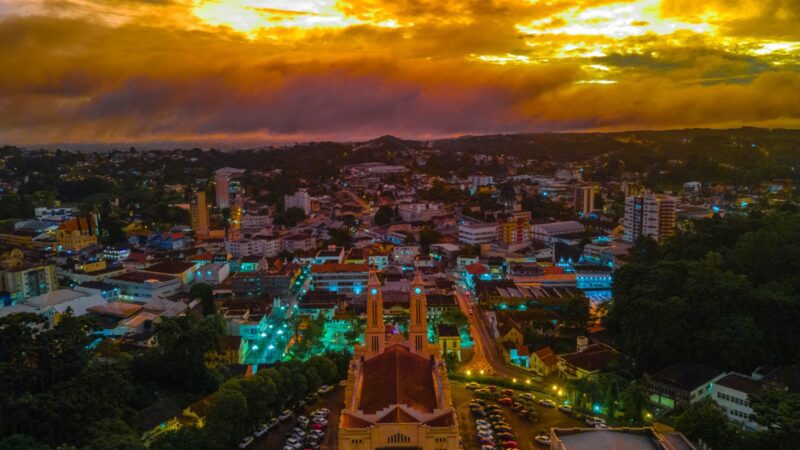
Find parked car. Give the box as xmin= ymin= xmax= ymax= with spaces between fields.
xmin=538 ymin=399 xmax=556 ymax=408
xmin=498 ymin=397 xmax=513 ymax=406
xmin=267 ymin=418 xmax=280 ymax=429
xmin=519 ymin=393 xmax=535 ymax=401
xmin=315 ymin=408 xmax=330 ymax=416
xmin=502 ymin=441 xmax=519 ymax=448
xmin=317 ymin=385 xmax=334 ymax=394
xmin=510 ymin=402 xmax=523 ymax=411
xmin=466 ymin=382 xmax=481 ymax=390
xmin=310 ymin=423 xmax=324 ymax=431
xmin=312 ymin=417 xmax=328 ymax=427
xmin=501 ymin=389 xmax=514 ymax=396
xmin=238 ymin=436 xmax=254 ymax=449
xmin=297 ymin=415 xmax=310 ymax=427
xmin=279 ymin=410 xmax=293 ymax=421
xmin=253 ymin=424 xmax=269 ymax=438
xmin=585 ymin=416 xmax=606 ymax=426
xmin=558 ymin=405 xmax=573 ymax=413
xmin=305 ymin=392 xmax=318 ymax=402
xmin=534 ymin=435 xmax=551 ymax=446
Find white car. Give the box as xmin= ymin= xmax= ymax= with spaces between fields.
xmin=538 ymin=399 xmax=556 ymax=408
xmin=314 ymin=407 xmax=330 ymax=416
xmin=585 ymin=416 xmax=606 ymax=426
xmin=279 ymin=409 xmax=293 ymax=421
xmin=253 ymin=424 xmax=269 ymax=437
xmin=338 ymin=379 xmax=347 ymax=387
xmin=238 ymin=436 xmax=254 ymax=448
xmin=297 ymin=415 xmax=310 ymax=427
xmin=534 ymin=435 xmax=551 ymax=446
xmin=318 ymin=385 xmax=334 ymax=394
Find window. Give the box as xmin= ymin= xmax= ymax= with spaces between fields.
xmin=387 ymin=433 xmax=411 ymax=444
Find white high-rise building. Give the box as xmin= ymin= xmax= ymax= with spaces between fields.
xmin=575 ymin=185 xmax=596 ymax=217
xmin=284 ymin=188 xmax=311 ymax=215
xmin=624 ymin=192 xmax=677 ymax=242
xmin=214 ymin=167 xmax=245 ymax=209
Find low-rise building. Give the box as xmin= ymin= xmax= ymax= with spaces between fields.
xmin=458 ymin=222 xmax=497 ymax=245
xmin=530 ymin=346 xmax=558 ymax=376
xmin=557 ymin=339 xmax=618 ymax=380
xmin=437 ymin=324 xmax=462 ymax=361
xmin=646 ymin=361 xmax=724 ymax=409
xmin=107 ymin=271 xmax=182 ymax=302
xmin=311 ymin=263 xmax=369 ymax=295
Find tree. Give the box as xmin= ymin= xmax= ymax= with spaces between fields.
xmin=204 ymin=388 xmax=248 ymax=447
xmin=419 ymin=226 xmax=442 ymax=250
xmin=620 ymin=383 xmax=648 ymax=425
xmin=562 ymin=295 xmax=590 ymax=330
xmin=0 ymin=435 xmax=50 ymax=450
xmin=750 ymin=383 xmax=800 ymax=449
xmin=374 ymin=205 xmax=393 ymax=227
xmin=675 ymin=398 xmax=731 ymax=449
xmin=328 ymin=228 xmax=353 ymax=247
xmin=276 ymin=207 xmax=306 ymax=227
xmin=190 ymin=283 xmax=215 ymax=316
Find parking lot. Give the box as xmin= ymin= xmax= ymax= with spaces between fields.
xmin=451 ymin=380 xmax=583 ymax=450
xmin=250 ymin=386 xmax=344 ymax=450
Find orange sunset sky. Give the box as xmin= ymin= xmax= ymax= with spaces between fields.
xmin=1 ymin=0 xmax=799 ymax=146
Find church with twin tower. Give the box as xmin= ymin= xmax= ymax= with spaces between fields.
xmin=338 ymin=270 xmax=460 ymax=450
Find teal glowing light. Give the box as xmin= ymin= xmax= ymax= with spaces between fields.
xmin=414 ymin=287 xmax=422 ymax=295
xmin=371 ymin=288 xmax=378 ymax=295
xmin=593 ymin=404 xmax=601 ymax=412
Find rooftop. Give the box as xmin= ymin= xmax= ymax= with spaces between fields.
xmin=648 ymin=362 xmax=723 ymax=392
xmin=109 ymin=271 xmax=178 ymax=284
xmin=144 ymin=260 xmax=197 ymax=274
xmin=358 ymin=344 xmax=438 ymax=414
xmin=311 ymin=263 xmax=369 ymax=274
xmin=717 ymin=373 xmax=763 ymax=395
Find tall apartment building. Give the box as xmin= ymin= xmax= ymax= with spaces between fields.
xmin=214 ymin=167 xmax=245 ymax=209
xmin=190 ymin=191 xmax=209 ymax=238
xmin=497 ymin=212 xmax=531 ymax=246
xmin=575 ymin=185 xmax=596 ymax=217
xmin=284 ymin=188 xmax=311 ymax=215
xmin=458 ymin=222 xmax=497 ymax=245
xmin=623 ymin=192 xmax=677 ymax=242
xmin=0 ymin=263 xmax=58 ymax=303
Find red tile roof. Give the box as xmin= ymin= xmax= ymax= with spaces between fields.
xmin=534 ymin=346 xmax=558 ymax=367
xmin=358 ymin=344 xmax=437 ymax=414
xmin=376 ymin=407 xmax=419 ymax=423
xmin=559 ymin=343 xmax=618 ymax=372
xmin=424 ymin=411 xmax=455 ymax=427
xmin=341 ymin=412 xmax=374 ymax=429
xmin=465 ymin=263 xmax=489 ymax=275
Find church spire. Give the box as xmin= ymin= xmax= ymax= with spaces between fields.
xmin=364 ymin=267 xmax=385 ymax=357
xmin=409 ymin=268 xmax=428 ymax=356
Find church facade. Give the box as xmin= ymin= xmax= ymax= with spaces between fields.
xmin=338 ymin=271 xmax=460 ymax=450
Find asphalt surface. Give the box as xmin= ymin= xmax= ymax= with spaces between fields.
xmin=250 ymin=386 xmax=344 ymax=450
xmin=451 ymin=380 xmax=583 ymax=450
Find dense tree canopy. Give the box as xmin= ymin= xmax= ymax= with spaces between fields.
xmin=607 ymin=212 xmax=800 ymax=374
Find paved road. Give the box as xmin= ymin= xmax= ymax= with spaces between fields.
xmin=250 ymin=386 xmax=344 ymax=450
xmin=455 ymin=283 xmax=539 ymax=381
xmin=451 ymin=380 xmax=583 ymax=450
